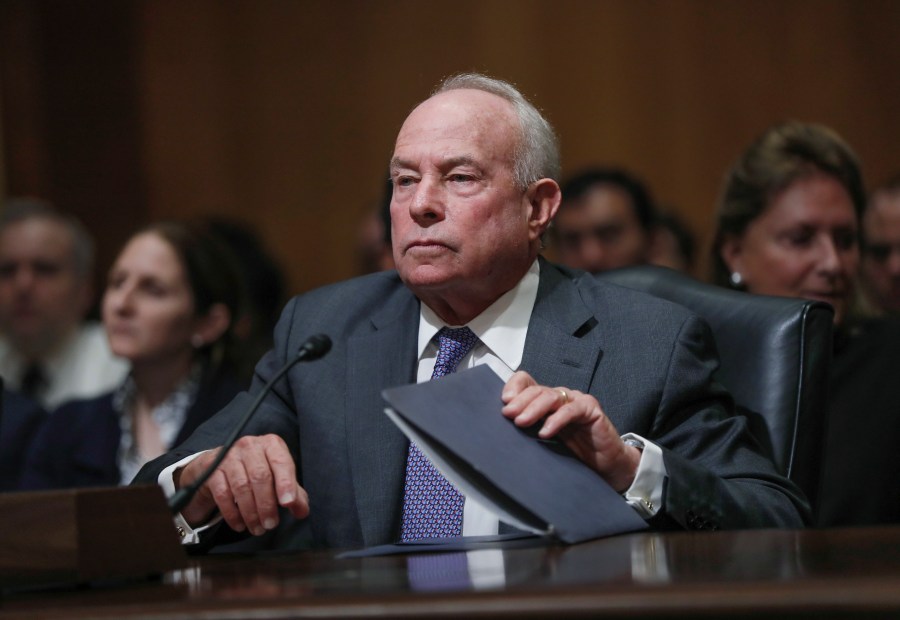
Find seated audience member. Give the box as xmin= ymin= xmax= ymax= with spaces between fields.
xmin=20 ymin=221 xmax=244 ymax=490
xmin=0 ymin=387 xmax=46 ymax=491
xmin=357 ymin=177 xmax=396 ymax=274
xmin=551 ymin=166 xmax=658 ymax=273
xmin=648 ymin=210 xmax=697 ymax=275
xmin=135 ymin=73 xmax=806 ymax=551
xmin=203 ymin=217 xmax=287 ymax=386
xmin=711 ymin=121 xmax=900 ymax=526
xmin=0 ymin=198 xmax=128 ymax=409
xmin=859 ymin=175 xmax=900 ymax=315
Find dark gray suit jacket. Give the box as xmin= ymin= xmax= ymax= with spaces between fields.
xmin=135 ymin=260 xmax=809 ymax=549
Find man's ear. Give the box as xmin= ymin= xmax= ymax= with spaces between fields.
xmin=526 ymin=178 xmax=561 ymax=242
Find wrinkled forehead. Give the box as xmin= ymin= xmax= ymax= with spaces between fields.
xmin=394 ymin=89 xmax=520 ymax=159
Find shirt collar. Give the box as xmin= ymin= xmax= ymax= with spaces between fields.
xmin=417 ymin=259 xmax=540 ymax=371
xmin=2 ymin=327 xmax=81 ymax=385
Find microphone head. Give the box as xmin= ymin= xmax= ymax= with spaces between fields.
xmin=297 ymin=333 xmax=332 ymax=360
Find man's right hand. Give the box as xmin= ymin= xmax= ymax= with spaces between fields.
xmin=175 ymin=434 xmax=309 ymax=536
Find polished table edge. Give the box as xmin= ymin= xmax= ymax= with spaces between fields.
xmin=3 ymin=526 xmax=900 ymax=619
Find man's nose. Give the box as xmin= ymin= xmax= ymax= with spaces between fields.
xmin=12 ymin=268 xmax=36 ymax=291
xmin=408 ymin=178 xmax=445 ymax=224
xmin=581 ymin=240 xmax=609 ymax=273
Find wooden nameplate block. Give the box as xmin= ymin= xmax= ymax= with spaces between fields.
xmin=0 ymin=484 xmax=187 ymax=588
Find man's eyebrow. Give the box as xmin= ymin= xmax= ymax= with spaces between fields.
xmin=441 ymin=155 xmax=483 ymax=172
xmin=389 ymin=155 xmax=482 ymax=174
xmin=389 ymin=157 xmax=413 ymax=174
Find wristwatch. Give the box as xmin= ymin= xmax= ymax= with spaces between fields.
xmin=623 ymin=437 xmax=645 ymax=452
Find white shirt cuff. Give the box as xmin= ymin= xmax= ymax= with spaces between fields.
xmin=159 ymin=451 xmax=223 ymax=545
xmin=621 ymin=433 xmax=665 ymax=518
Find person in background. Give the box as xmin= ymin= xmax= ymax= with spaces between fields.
xmin=203 ymin=217 xmax=287 ymax=386
xmin=356 ymin=177 xmax=395 ymax=274
xmin=648 ymin=210 xmax=697 ymax=275
xmin=859 ymin=175 xmax=900 ymax=316
xmin=0 ymin=198 xmax=128 ymax=409
xmin=20 ymin=221 xmax=244 ymax=489
xmin=551 ymin=166 xmax=658 ymax=273
xmin=711 ymin=120 xmax=900 ymax=526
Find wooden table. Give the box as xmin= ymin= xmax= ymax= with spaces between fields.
xmin=3 ymin=526 xmax=900 ymax=618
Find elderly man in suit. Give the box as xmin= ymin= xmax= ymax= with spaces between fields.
xmin=136 ymin=73 xmax=807 ymax=549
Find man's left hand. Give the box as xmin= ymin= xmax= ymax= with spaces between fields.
xmin=501 ymin=370 xmax=641 ymax=492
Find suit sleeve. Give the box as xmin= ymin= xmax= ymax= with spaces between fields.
xmin=648 ymin=315 xmax=811 ymax=530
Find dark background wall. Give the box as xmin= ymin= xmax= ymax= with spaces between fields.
xmin=2 ymin=0 xmax=899 ymax=299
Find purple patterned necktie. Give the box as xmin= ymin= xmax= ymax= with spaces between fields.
xmin=400 ymin=326 xmax=479 ymax=541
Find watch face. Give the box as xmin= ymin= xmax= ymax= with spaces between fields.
xmin=624 ymin=438 xmax=644 ymax=451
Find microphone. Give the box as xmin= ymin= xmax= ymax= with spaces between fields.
xmin=168 ymin=333 xmax=332 ymax=514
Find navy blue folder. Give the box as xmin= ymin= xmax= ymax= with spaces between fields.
xmin=382 ymin=365 xmax=648 ymax=545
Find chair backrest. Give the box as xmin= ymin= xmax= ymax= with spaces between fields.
xmin=595 ymin=265 xmax=833 ymax=508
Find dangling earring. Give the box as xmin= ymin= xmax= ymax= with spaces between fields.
xmin=730 ymin=272 xmax=743 ymax=287
xmin=191 ymin=334 xmax=205 ymax=348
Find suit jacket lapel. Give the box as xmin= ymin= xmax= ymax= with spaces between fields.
xmin=345 ymin=289 xmax=419 ymax=546
xmin=521 ymin=261 xmax=603 ymax=394
xmin=343 ymin=262 xmax=602 ymax=545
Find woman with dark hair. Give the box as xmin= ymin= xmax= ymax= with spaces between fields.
xmin=712 ymin=121 xmax=900 ymax=527
xmin=20 ymin=221 xmax=245 ymax=489
xmin=711 ymin=121 xmax=865 ymax=324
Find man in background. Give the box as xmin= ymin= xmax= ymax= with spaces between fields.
xmin=647 ymin=210 xmax=697 ymax=275
xmin=551 ymin=167 xmax=659 ymax=274
xmin=0 ymin=199 xmax=127 ymax=409
xmin=860 ymin=176 xmax=900 ymax=315
xmin=356 ymin=177 xmax=395 ymax=274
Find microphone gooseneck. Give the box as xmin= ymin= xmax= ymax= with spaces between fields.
xmin=168 ymin=333 xmax=332 ymax=515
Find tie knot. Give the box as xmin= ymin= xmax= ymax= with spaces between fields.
xmin=20 ymin=363 xmax=47 ymax=398
xmin=432 ymin=327 xmax=478 ymax=379
xmin=438 ymin=326 xmax=476 ymax=343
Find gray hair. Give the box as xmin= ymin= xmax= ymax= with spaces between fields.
xmin=0 ymin=198 xmax=95 ymax=280
xmin=433 ymin=73 xmax=561 ymax=189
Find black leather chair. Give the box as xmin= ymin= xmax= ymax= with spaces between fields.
xmin=595 ymin=265 xmax=833 ymax=508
